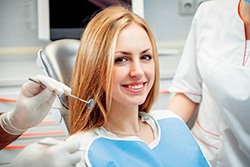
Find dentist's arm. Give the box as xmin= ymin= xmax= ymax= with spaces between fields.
xmin=167 ymin=93 xmax=198 ymax=122
xmin=0 ymin=75 xmax=71 ymax=149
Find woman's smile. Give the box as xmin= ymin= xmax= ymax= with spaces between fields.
xmin=121 ymin=81 xmax=147 ymax=93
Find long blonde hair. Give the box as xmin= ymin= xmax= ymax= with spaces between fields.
xmin=69 ymin=5 xmax=159 ymax=135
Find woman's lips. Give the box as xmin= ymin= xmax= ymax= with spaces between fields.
xmin=122 ymin=82 xmax=147 ymax=93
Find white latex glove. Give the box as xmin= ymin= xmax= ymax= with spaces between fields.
xmin=0 ymin=75 xmax=71 ymax=135
xmin=9 ymin=138 xmax=82 ymax=167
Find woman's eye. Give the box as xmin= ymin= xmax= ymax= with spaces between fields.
xmin=141 ymin=55 xmax=152 ymax=61
xmin=115 ymin=57 xmax=128 ymax=63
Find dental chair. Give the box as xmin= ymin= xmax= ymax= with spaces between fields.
xmin=0 ymin=39 xmax=80 ymax=166
xmin=37 ymin=39 xmax=80 ymax=117
xmin=0 ymin=39 xmax=80 ymax=167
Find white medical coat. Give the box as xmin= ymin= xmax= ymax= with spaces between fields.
xmin=168 ymin=0 xmax=250 ymax=166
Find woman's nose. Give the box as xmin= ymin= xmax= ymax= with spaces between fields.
xmin=129 ymin=61 xmax=143 ymax=78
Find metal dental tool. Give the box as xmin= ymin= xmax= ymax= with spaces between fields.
xmin=28 ymin=78 xmax=94 ymax=109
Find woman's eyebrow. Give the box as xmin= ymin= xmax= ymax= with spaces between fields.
xmin=115 ymin=48 xmax=152 ymax=55
xmin=141 ymin=48 xmax=152 ymax=54
xmin=115 ymin=51 xmax=131 ymax=55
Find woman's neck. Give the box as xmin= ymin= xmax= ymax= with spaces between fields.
xmin=104 ymin=103 xmax=140 ymax=136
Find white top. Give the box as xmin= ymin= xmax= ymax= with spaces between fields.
xmin=168 ymin=0 xmax=250 ymax=166
xmin=67 ymin=110 xmax=210 ymax=167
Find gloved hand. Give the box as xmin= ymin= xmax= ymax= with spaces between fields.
xmin=0 ymin=75 xmax=71 ymax=135
xmin=9 ymin=138 xmax=82 ymax=167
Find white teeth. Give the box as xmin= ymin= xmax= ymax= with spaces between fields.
xmin=128 ymin=84 xmax=143 ymax=89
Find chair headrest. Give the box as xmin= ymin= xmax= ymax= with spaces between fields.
xmin=37 ymin=39 xmax=80 ymax=109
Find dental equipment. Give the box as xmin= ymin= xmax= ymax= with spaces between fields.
xmin=28 ymin=78 xmax=94 ymax=109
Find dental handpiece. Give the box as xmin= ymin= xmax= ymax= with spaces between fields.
xmin=28 ymin=78 xmax=94 ymax=109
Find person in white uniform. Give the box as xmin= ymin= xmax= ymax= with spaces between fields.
xmin=66 ymin=5 xmax=211 ymax=167
xmin=167 ymin=0 xmax=250 ymax=166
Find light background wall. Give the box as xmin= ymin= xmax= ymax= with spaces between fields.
xmin=145 ymin=0 xmax=193 ymax=42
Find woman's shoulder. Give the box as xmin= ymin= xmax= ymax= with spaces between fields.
xmin=66 ymin=130 xmax=99 ymax=150
xmin=144 ymin=109 xmax=183 ymax=121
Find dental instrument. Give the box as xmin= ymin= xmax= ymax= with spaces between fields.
xmin=28 ymin=78 xmax=94 ymax=109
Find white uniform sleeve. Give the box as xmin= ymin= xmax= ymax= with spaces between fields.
xmin=168 ymin=3 xmax=207 ymax=103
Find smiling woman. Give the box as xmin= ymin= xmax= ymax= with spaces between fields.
xmin=68 ymin=5 xmax=159 ymax=134
xmin=112 ymin=22 xmax=155 ymax=108
xmin=66 ymin=5 xmax=211 ymax=167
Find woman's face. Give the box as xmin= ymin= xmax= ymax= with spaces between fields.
xmin=111 ymin=22 xmax=155 ymax=108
